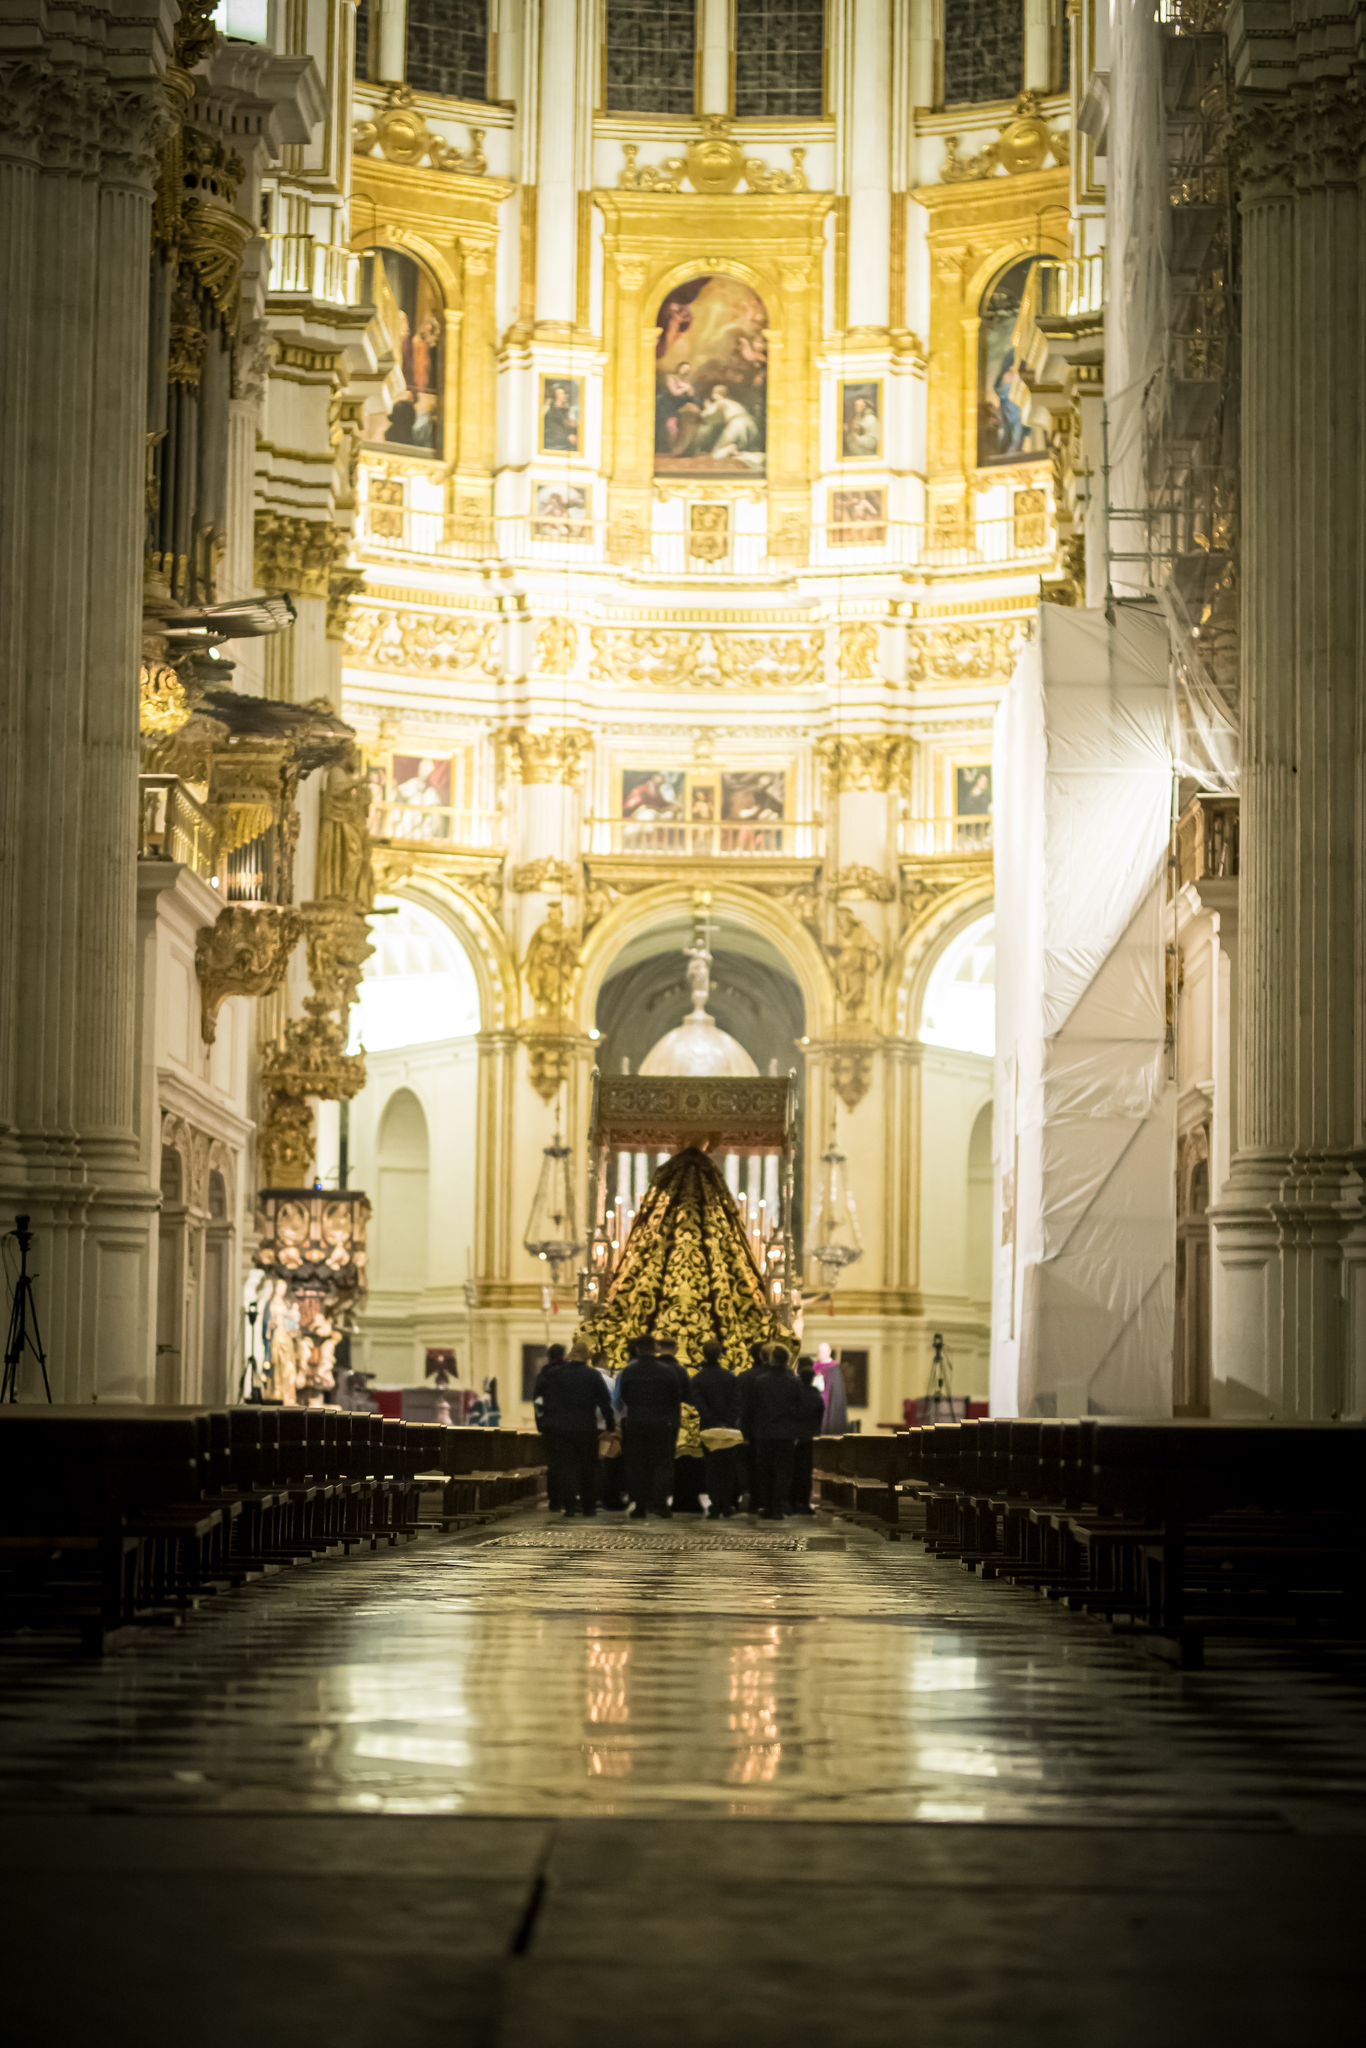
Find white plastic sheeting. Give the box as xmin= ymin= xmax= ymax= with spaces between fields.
xmin=991 ymin=606 xmax=1175 ymax=1418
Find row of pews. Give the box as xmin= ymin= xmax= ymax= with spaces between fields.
xmin=814 ymin=1416 xmax=1366 ymax=1666
xmin=0 ymin=1406 xmax=546 ymax=1654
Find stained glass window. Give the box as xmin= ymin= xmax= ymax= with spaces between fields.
xmin=943 ymin=0 xmax=1023 ymax=107
xmin=734 ymin=0 xmax=825 ymax=120
xmin=605 ymin=1 xmax=697 ymax=116
xmin=406 ymin=0 xmax=490 ymax=104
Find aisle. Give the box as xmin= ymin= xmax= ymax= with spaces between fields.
xmin=3 ymin=1511 xmax=1365 ymax=2047
xmin=0 ymin=1509 xmax=1363 ymax=1826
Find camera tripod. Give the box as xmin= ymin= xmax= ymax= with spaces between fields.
xmin=3 ymin=1215 xmax=52 ymax=1405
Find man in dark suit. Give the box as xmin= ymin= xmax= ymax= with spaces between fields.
xmin=617 ymin=1334 xmax=683 ymax=1520
xmin=539 ymin=1347 xmax=616 ymax=1516
xmin=741 ymin=1345 xmax=804 ymax=1519
xmin=692 ymin=1339 xmax=743 ymax=1518
xmin=532 ymin=1344 xmax=568 ymax=1510
xmin=789 ymin=1355 xmax=827 ymax=1515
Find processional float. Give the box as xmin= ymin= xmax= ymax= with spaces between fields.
xmin=575 ymin=1071 xmax=800 ymax=1377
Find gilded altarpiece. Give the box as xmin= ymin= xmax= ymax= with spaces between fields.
xmin=592 ymin=190 xmax=832 ymax=562
xmin=914 ymin=168 xmax=1069 ymax=542
xmin=351 ymin=151 xmax=512 ymax=521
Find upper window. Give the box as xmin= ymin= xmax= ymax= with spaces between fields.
xmin=734 ymin=0 xmax=824 ymax=119
xmin=605 ymin=0 xmax=697 ymax=116
xmin=943 ymin=0 xmax=1022 ymax=106
xmin=406 ymin=0 xmax=490 ymax=104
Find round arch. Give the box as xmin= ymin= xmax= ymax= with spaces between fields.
xmin=645 ymin=254 xmax=784 ymax=333
xmin=348 ymin=224 xmax=461 ymax=307
xmin=889 ymin=881 xmax=994 ymax=1038
xmin=371 ymin=870 xmax=517 ymax=1032
xmin=577 ymin=881 xmax=832 ymax=1038
xmin=963 ymin=225 xmax=1070 ymax=312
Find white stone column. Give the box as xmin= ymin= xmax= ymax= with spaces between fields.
xmin=374 ymin=0 xmax=407 ymax=83
xmin=1023 ymin=0 xmax=1053 ymax=93
xmin=698 ymin=0 xmax=731 ymax=112
xmin=844 ymin=0 xmax=892 ymax=330
xmin=533 ymin=0 xmax=588 ymax=325
xmin=0 ymin=19 xmax=168 ymax=1399
xmin=906 ymin=0 xmax=936 ymax=110
xmin=1211 ymin=26 xmax=1366 ymax=1418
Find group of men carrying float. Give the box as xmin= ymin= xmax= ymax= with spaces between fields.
xmin=533 ymin=1334 xmax=826 ymax=1524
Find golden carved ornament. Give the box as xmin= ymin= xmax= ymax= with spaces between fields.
xmin=140 ymin=659 xmax=193 ymax=736
xmin=940 ymin=93 xmax=1070 ymax=183
xmin=830 ymin=905 xmax=881 ymax=1024
xmin=618 ymin=142 xmax=685 ymax=193
xmin=344 ymin=607 xmax=500 ymax=679
xmin=522 ymin=1024 xmax=576 ymax=1105
xmin=836 ymin=865 xmax=895 ymax=903
xmin=258 ymin=1004 xmax=367 ymax=1186
xmin=304 ymin=902 xmax=373 ymax=1017
xmin=535 ymin=617 xmax=580 ymax=674
xmin=523 ymin=901 xmax=580 ymax=1018
xmin=817 ymin=735 xmax=909 ymax=793
xmin=618 ymin=117 xmax=811 ymax=197
xmin=315 ymin=746 xmax=375 ymax=915
xmin=180 ymin=129 xmax=250 ymax=318
xmin=828 ymin=1046 xmax=874 ymax=1113
xmin=1014 ymin=487 xmax=1048 ymax=552
xmin=512 ymin=858 xmax=580 ymax=895
xmin=254 ymin=512 xmax=335 ymax=598
xmin=326 ymin=567 xmax=364 ymax=643
xmin=1043 ymin=533 xmax=1086 ymax=608
xmin=590 ymin=627 xmax=821 ymax=692
xmin=503 ymin=726 xmax=592 ymax=786
xmin=353 ymin=86 xmax=487 ymax=174
xmin=839 ymin=622 xmax=880 ymax=682
xmin=687 ymin=502 xmax=730 ymax=563
xmin=905 ymin=621 xmax=1024 ymax=685
xmin=196 ymin=904 xmax=304 ymax=1045
xmin=898 ymin=874 xmax=963 ymax=943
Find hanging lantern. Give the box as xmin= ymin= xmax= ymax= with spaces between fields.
xmin=578 ymin=1221 xmax=615 ymax=1314
xmin=808 ymin=1142 xmax=863 ymax=1286
xmin=523 ymin=1139 xmax=583 ymax=1282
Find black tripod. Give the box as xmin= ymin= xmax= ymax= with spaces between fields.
xmin=3 ymin=1215 xmax=52 ymax=1404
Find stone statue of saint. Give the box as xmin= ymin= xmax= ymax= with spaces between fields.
xmin=832 ymin=905 xmax=880 ymax=1022
xmin=317 ymin=745 xmax=374 ymax=910
xmin=524 ymin=900 xmax=579 ymax=1018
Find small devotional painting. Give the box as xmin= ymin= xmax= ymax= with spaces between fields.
xmin=539 ymin=376 xmax=582 ymax=455
xmin=956 ymin=764 xmax=993 ymax=818
xmin=978 ymin=258 xmax=1048 ymax=468
xmin=361 ymin=249 xmax=444 ymax=457
xmin=532 ymin=484 xmax=589 ymax=538
xmin=388 ymin=755 xmax=452 ymax=841
xmin=721 ymin=771 xmax=786 ymax=826
xmin=830 ymin=487 xmax=887 ymax=546
xmin=839 ymin=379 xmax=883 ymax=461
xmin=621 ymin=769 xmax=685 ymax=822
xmin=654 ymin=274 xmax=768 ymax=475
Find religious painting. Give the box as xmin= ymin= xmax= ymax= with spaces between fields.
xmin=654 ymin=274 xmax=768 ymax=475
xmin=721 ymin=771 xmax=786 ymax=825
xmin=532 ymin=483 xmax=589 ymax=538
xmin=388 ymin=754 xmax=452 ymax=841
xmin=539 ymin=376 xmax=582 ymax=456
xmin=621 ymin=769 xmax=685 ymax=821
xmin=838 ymin=1349 xmax=869 ymax=1410
xmin=839 ymin=379 xmax=883 ymax=461
xmin=689 ymin=777 xmax=719 ymax=825
xmin=361 ymin=248 xmax=444 ymax=457
xmin=521 ymin=1343 xmax=548 ymax=1403
xmin=829 ymin=487 xmax=887 ymax=546
xmin=956 ymin=764 xmax=993 ymax=817
xmin=978 ymin=258 xmax=1048 ymax=468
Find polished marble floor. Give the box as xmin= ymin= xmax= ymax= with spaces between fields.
xmin=3 ymin=1510 xmax=1365 ymax=2046
xmin=1 ymin=1509 xmax=1363 ymax=1826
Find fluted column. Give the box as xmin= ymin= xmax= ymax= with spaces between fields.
xmin=844 ymin=0 xmax=892 ymax=330
xmin=1212 ymin=22 xmax=1366 ymax=1417
xmin=0 ymin=12 xmax=170 ymax=1399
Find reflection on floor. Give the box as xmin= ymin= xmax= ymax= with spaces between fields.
xmin=3 ymin=1511 xmax=1364 ymax=2044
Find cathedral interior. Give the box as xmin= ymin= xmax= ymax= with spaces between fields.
xmin=2 ymin=2 xmax=1365 ymax=2041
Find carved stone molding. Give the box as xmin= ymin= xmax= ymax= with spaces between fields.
xmin=906 ymin=621 xmax=1025 ymax=685
xmin=353 ymin=85 xmax=487 ymax=173
xmin=502 ymin=726 xmax=593 ymax=787
xmin=807 ymin=1029 xmax=882 ymax=1113
xmin=590 ymin=627 xmax=822 ymax=692
xmin=816 ymin=735 xmax=909 ymax=792
xmin=839 ymin=622 xmax=880 ymax=682
xmin=836 ymin=864 xmax=895 ymax=903
xmin=196 ymin=904 xmax=304 ymax=1044
xmin=344 ymin=605 xmax=500 ymax=678
xmin=254 ymin=512 xmax=337 ymax=598
xmin=517 ymin=1019 xmax=583 ymax=1104
xmin=512 ymin=858 xmax=581 ymax=895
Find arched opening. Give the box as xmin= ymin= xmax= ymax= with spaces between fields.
xmin=595 ymin=911 xmax=805 ymax=1240
xmin=921 ymin=912 xmax=995 ymax=1058
xmin=966 ymin=1100 xmax=994 ymax=1307
xmin=374 ymin=1089 xmax=430 ymax=1295
xmin=347 ymin=894 xmax=483 ymax=1390
xmin=156 ymin=1143 xmax=187 ymax=1405
xmin=202 ymin=1167 xmax=232 ymax=1404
